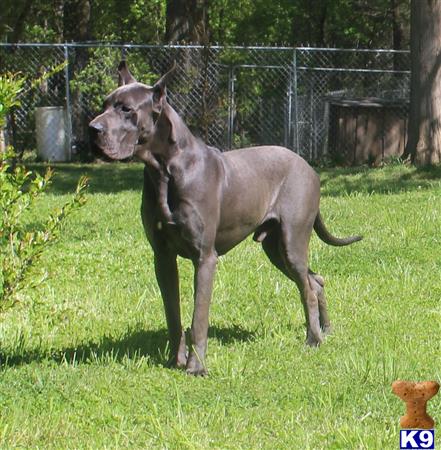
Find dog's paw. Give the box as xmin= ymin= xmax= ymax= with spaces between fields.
xmin=305 ymin=333 xmax=322 ymax=347
xmin=186 ymin=354 xmax=207 ymax=376
xmin=186 ymin=366 xmax=208 ymax=377
xmin=321 ymin=324 xmax=332 ymax=336
xmin=166 ymin=351 xmax=188 ymax=369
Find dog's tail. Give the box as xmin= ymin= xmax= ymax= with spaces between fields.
xmin=314 ymin=211 xmax=362 ymax=246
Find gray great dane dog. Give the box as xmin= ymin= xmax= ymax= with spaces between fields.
xmin=89 ymin=62 xmax=362 ymax=375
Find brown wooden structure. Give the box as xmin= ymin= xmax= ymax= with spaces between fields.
xmin=326 ymin=98 xmax=408 ymax=165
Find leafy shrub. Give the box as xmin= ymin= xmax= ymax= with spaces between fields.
xmin=0 ymin=73 xmax=25 ymax=129
xmin=0 ymin=71 xmax=87 ymax=309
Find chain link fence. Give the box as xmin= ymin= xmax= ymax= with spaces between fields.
xmin=0 ymin=43 xmax=410 ymax=164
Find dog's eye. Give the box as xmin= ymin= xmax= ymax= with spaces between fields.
xmin=114 ymin=102 xmax=132 ymax=113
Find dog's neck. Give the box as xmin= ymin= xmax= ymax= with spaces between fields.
xmin=136 ymin=103 xmax=197 ymax=163
xmin=163 ymin=103 xmax=195 ymax=151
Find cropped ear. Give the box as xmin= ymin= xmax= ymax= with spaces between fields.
xmin=155 ymin=106 xmax=177 ymax=145
xmin=118 ymin=60 xmax=136 ymax=86
xmin=152 ymin=61 xmax=177 ymax=113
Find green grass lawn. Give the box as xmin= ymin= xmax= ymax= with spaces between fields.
xmin=0 ymin=162 xmax=440 ymax=449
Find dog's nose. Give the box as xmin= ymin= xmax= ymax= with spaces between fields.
xmin=89 ymin=120 xmax=105 ymax=133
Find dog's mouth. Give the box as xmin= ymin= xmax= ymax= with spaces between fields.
xmin=136 ymin=135 xmax=148 ymax=146
xmin=92 ymin=136 xmax=126 ymax=161
xmin=93 ymin=143 xmax=118 ymax=161
xmin=90 ymin=125 xmax=142 ymax=160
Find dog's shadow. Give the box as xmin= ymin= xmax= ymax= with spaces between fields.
xmin=0 ymin=325 xmax=256 ymax=368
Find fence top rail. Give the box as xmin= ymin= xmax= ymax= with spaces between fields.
xmin=297 ymin=66 xmax=411 ymax=75
xmin=0 ymin=42 xmax=294 ymax=50
xmin=0 ymin=42 xmax=410 ymax=54
xmin=296 ymin=46 xmax=409 ymax=54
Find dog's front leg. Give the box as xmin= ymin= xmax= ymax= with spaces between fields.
xmin=154 ymin=249 xmax=187 ymax=368
xmin=186 ymin=251 xmax=218 ymax=376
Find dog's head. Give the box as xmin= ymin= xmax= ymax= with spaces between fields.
xmin=89 ymin=61 xmax=176 ymax=160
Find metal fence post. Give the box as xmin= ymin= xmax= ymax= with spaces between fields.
xmin=309 ymin=75 xmax=314 ymax=161
xmin=227 ymin=66 xmax=235 ymax=150
xmin=64 ymin=44 xmax=73 ymax=160
xmin=292 ymin=48 xmax=299 ymax=153
xmin=285 ymin=63 xmax=293 ymax=149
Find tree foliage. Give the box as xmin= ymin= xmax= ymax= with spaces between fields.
xmin=1 ymin=0 xmax=410 ymax=49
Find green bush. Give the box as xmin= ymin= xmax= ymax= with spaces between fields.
xmin=0 ymin=71 xmax=87 ymax=309
xmin=0 ymin=73 xmax=25 ymax=129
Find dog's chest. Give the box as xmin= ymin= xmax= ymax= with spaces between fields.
xmin=157 ymin=186 xmax=206 ymax=259
xmin=158 ymin=218 xmax=202 ymax=259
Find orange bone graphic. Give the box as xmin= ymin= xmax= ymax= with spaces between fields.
xmin=392 ymin=380 xmax=440 ymax=429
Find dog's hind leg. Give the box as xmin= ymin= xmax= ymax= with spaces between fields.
xmin=261 ymin=227 xmax=289 ymax=276
xmin=281 ymin=232 xmax=323 ymax=347
xmin=261 ymin=225 xmax=323 ymax=346
xmin=308 ymin=270 xmax=331 ymax=335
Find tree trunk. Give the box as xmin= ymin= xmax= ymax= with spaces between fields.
xmin=316 ymin=2 xmax=328 ymax=46
xmin=53 ymin=0 xmax=65 ymax=42
xmin=404 ymin=0 xmax=441 ymax=165
xmin=65 ymin=0 xmax=91 ymax=159
xmin=391 ymin=0 xmax=403 ymax=71
xmin=0 ymin=129 xmax=6 ymax=154
xmin=9 ymin=0 xmax=34 ymax=42
xmin=165 ymin=0 xmax=209 ymax=44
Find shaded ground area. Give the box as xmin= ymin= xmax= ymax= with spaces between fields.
xmin=29 ymin=160 xmax=441 ymax=197
xmin=0 ymin=325 xmax=255 ymax=368
xmin=28 ymin=162 xmax=145 ymax=195
xmin=319 ymin=163 xmax=441 ymax=196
